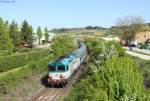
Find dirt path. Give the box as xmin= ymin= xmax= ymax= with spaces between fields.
xmin=28 ymin=56 xmax=89 ymax=101
xmin=36 ymin=44 xmax=51 ymax=49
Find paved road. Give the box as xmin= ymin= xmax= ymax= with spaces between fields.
xmin=124 ymin=47 xmax=150 ymax=55
xmin=126 ymin=50 xmax=150 ymax=60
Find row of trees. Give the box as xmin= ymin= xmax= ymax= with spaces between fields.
xmin=85 ymin=25 xmax=108 ymax=30
xmin=0 ymin=18 xmax=13 ymax=55
xmin=37 ymin=27 xmax=49 ymax=44
xmin=0 ymin=17 xmax=49 ymax=55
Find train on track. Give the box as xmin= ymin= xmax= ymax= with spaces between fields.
xmin=47 ymin=42 xmax=87 ymax=87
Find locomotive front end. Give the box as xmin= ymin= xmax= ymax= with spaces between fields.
xmin=48 ymin=63 xmax=69 ymax=87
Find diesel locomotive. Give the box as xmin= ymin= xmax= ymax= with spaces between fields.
xmin=47 ymin=42 xmax=87 ymax=87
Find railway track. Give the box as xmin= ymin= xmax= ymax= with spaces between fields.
xmin=28 ymin=56 xmax=89 ymax=101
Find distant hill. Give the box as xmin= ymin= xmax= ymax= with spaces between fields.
xmin=50 ymin=26 xmax=109 ymax=36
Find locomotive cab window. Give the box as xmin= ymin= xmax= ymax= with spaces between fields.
xmin=57 ymin=65 xmax=65 ymax=72
xmin=66 ymin=65 xmax=68 ymax=71
xmin=49 ymin=66 xmax=56 ymax=72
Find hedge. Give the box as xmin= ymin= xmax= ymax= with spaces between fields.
xmin=0 ymin=49 xmax=49 ymax=73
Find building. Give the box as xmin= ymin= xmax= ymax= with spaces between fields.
xmin=135 ymin=31 xmax=150 ymax=43
xmin=33 ymin=32 xmax=56 ymax=45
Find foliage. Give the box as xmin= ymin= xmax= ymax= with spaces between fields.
xmin=0 ymin=49 xmax=49 ymax=73
xmin=37 ymin=26 xmax=42 ymax=44
xmin=80 ymin=32 xmax=94 ymax=35
xmin=85 ymin=39 xmax=125 ymax=59
xmin=9 ymin=20 xmax=21 ymax=47
xmin=85 ymin=25 xmax=107 ymax=30
xmin=132 ymin=57 xmax=150 ymax=100
xmin=0 ymin=17 xmax=13 ymax=56
xmin=66 ymin=39 xmax=149 ymax=101
xmin=44 ymin=27 xmax=49 ymax=41
xmin=115 ymin=16 xmax=144 ymax=47
xmin=51 ymin=28 xmax=71 ymax=33
xmin=20 ymin=20 xmax=33 ymax=44
xmin=132 ymin=56 xmax=150 ymax=88
xmin=67 ymin=57 xmax=144 ymax=101
xmin=51 ymin=36 xmax=77 ymax=56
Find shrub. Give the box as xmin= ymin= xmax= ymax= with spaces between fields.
xmin=132 ymin=56 xmax=150 ymax=88
xmin=51 ymin=36 xmax=77 ymax=56
xmin=0 ymin=49 xmax=49 ymax=73
xmin=85 ymin=39 xmax=126 ymax=74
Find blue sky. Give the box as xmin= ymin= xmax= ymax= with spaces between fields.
xmin=0 ymin=0 xmax=150 ymax=29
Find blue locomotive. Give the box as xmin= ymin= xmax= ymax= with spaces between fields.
xmin=47 ymin=42 xmax=87 ymax=87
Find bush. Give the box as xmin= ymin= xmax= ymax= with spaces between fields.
xmin=85 ymin=39 xmax=126 ymax=70
xmin=0 ymin=49 xmax=49 ymax=73
xmin=51 ymin=36 xmax=77 ymax=56
xmin=132 ymin=56 xmax=150 ymax=88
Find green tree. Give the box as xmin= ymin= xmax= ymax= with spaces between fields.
xmin=20 ymin=20 xmax=33 ymax=44
xmin=9 ymin=20 xmax=21 ymax=47
xmin=0 ymin=17 xmax=13 ymax=56
xmin=28 ymin=25 xmax=33 ymax=44
xmin=4 ymin=21 xmax=9 ymax=32
xmin=44 ymin=27 xmax=49 ymax=41
xmin=37 ymin=26 xmax=42 ymax=44
xmin=115 ymin=16 xmax=144 ymax=49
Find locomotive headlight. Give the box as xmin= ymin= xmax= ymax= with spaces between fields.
xmin=48 ymin=75 xmax=52 ymax=79
xmin=60 ymin=74 xmax=65 ymax=79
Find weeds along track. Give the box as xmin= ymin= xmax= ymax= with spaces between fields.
xmin=28 ymin=55 xmax=89 ymax=101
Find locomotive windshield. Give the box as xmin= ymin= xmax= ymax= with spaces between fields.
xmin=49 ymin=66 xmax=56 ymax=71
xmin=57 ymin=65 xmax=65 ymax=72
